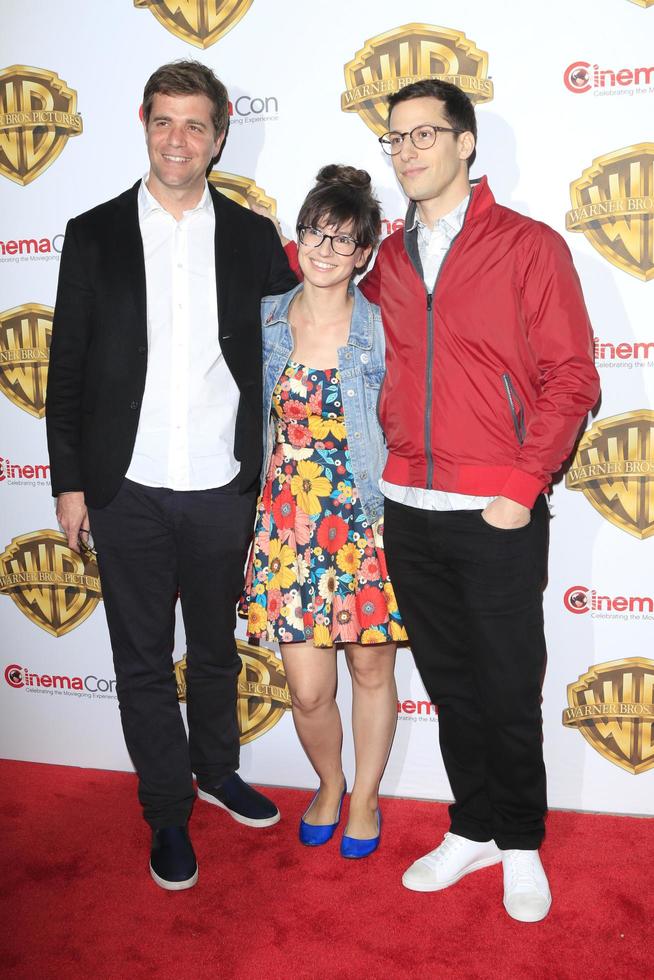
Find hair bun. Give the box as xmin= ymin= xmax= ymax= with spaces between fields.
xmin=315 ymin=164 xmax=371 ymax=191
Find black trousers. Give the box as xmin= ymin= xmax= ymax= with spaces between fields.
xmin=89 ymin=478 xmax=256 ymax=829
xmin=384 ymin=495 xmax=550 ymax=850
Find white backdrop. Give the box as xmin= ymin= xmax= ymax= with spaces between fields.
xmin=1 ymin=0 xmax=652 ymax=816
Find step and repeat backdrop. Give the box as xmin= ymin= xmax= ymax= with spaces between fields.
xmin=1 ymin=0 xmax=652 ymax=815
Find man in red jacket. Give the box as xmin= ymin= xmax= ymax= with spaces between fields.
xmin=359 ymin=80 xmax=599 ymax=922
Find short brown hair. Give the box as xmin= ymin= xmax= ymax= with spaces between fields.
xmin=297 ymin=165 xmax=382 ymax=256
xmin=142 ymin=60 xmax=229 ymax=136
xmin=388 ymin=79 xmax=477 ymax=169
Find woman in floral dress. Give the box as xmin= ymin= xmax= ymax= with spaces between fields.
xmin=240 ymin=166 xmax=406 ymax=857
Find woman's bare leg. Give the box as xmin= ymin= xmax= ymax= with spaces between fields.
xmin=280 ymin=641 xmax=345 ymax=824
xmin=343 ymin=642 xmax=397 ymax=839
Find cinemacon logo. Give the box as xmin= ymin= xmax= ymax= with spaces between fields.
xmin=595 ymin=339 xmax=654 ymax=362
xmin=564 ymin=60 xmax=653 ymax=93
xmin=563 ymin=586 xmax=654 ymax=616
xmin=0 ymin=456 xmax=50 ymax=483
xmin=0 ymin=234 xmax=64 ymax=256
xmin=397 ymin=698 xmax=437 ymax=718
xmin=4 ymin=663 xmax=116 ymax=694
xmin=381 ymin=218 xmax=405 ymax=237
xmin=228 ymin=95 xmax=278 ymax=119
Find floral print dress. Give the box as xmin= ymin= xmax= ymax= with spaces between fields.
xmin=239 ymin=360 xmax=406 ymax=648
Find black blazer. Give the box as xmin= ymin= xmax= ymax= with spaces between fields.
xmin=46 ymin=181 xmax=297 ymax=508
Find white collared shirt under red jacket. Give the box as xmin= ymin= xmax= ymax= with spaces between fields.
xmin=359 ymin=176 xmax=600 ymax=510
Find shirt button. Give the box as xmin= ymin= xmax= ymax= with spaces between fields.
xmin=345 ymin=352 xmax=352 ymax=359
xmin=347 ymin=389 xmax=355 ymax=397
xmin=360 ymin=471 xmax=368 ymax=480
xmin=360 ymin=353 xmax=369 ymax=363
xmin=355 ymin=432 xmax=361 ymax=439
xmin=137 ymin=345 xmax=146 ymax=354
xmin=130 ymin=401 xmax=138 ymax=410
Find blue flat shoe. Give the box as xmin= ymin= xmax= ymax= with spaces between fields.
xmin=340 ymin=809 xmax=381 ymax=859
xmin=299 ymin=782 xmax=347 ymax=846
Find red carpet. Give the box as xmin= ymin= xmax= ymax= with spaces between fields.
xmin=2 ymin=760 xmax=650 ymax=979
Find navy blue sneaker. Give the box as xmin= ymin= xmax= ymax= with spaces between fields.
xmin=150 ymin=826 xmax=198 ymax=890
xmin=197 ymin=773 xmax=280 ymax=827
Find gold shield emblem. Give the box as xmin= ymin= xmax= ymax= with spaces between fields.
xmin=208 ymin=170 xmax=277 ymax=217
xmin=0 ymin=530 xmax=102 ymax=638
xmin=134 ymin=0 xmax=254 ymax=49
xmin=175 ymin=640 xmax=291 ymax=744
xmin=566 ymin=144 xmax=654 ymax=281
xmin=0 ymin=66 xmax=82 ymax=186
xmin=341 ymin=23 xmax=494 ymax=137
xmin=565 ymin=410 xmax=654 ymax=540
xmin=563 ymin=658 xmax=654 ymax=774
xmin=0 ymin=304 xmax=53 ymax=419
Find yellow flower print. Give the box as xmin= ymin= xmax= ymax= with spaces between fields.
xmin=361 ymin=627 xmax=387 ymax=644
xmin=336 ymin=542 xmax=361 ymax=575
xmin=247 ymin=602 xmax=268 ymax=634
xmin=383 ymin=582 xmax=399 ymax=614
xmin=308 ymin=415 xmax=347 ymax=441
xmin=390 ymin=620 xmax=408 ymax=642
xmin=290 ymin=460 xmax=332 ymax=515
xmin=268 ymin=539 xmax=296 ymax=590
xmin=312 ymin=624 xmax=333 ymax=647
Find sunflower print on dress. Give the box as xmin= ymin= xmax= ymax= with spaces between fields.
xmin=239 ymin=360 xmax=407 ymax=648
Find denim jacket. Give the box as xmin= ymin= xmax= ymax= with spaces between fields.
xmin=261 ymin=283 xmax=387 ymax=524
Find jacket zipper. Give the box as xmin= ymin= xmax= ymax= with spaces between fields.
xmin=424 ymin=291 xmax=434 ymax=486
xmin=501 ymin=372 xmax=526 ymax=444
xmin=410 ymin=192 xmax=475 ymax=489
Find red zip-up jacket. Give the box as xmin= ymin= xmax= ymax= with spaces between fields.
xmin=358 ymin=177 xmax=600 ymax=508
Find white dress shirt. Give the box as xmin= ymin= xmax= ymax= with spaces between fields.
xmin=126 ymin=178 xmax=240 ymax=490
xmin=380 ymin=193 xmax=495 ymax=511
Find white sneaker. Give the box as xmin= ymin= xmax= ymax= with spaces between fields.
xmin=402 ymin=832 xmax=502 ymax=892
xmin=502 ymin=849 xmax=552 ymax=922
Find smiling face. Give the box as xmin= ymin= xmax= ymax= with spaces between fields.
xmin=297 ymin=218 xmax=371 ymax=289
xmin=143 ymin=91 xmax=225 ymax=205
xmin=388 ymin=95 xmax=474 ymax=218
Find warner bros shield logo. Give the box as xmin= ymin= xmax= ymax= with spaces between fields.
xmin=0 ymin=304 xmax=53 ymax=419
xmin=565 ymin=410 xmax=654 ymax=540
xmin=566 ymin=144 xmax=654 ymax=281
xmin=341 ymin=23 xmax=494 ymax=138
xmin=133 ymin=0 xmax=254 ymax=49
xmin=208 ymin=171 xmax=277 ymax=218
xmin=175 ymin=640 xmax=291 ymax=744
xmin=0 ymin=66 xmax=82 ymax=186
xmin=0 ymin=530 xmax=102 ymax=637
xmin=563 ymin=659 xmax=654 ymax=774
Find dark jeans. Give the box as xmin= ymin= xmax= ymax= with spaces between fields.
xmin=384 ymin=495 xmax=550 ymax=850
xmin=89 ymin=477 xmax=256 ymax=829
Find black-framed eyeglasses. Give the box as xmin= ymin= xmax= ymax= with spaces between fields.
xmin=297 ymin=224 xmax=362 ymax=256
xmin=378 ymin=124 xmax=463 ymax=155
xmin=78 ymin=527 xmax=97 ymax=559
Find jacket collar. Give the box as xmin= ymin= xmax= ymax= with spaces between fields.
xmin=403 ymin=175 xmax=495 ymax=246
xmin=263 ymin=282 xmax=375 ymax=350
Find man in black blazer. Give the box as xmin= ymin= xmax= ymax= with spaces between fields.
xmin=46 ymin=61 xmax=296 ymax=890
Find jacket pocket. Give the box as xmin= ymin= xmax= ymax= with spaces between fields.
xmin=501 ymin=373 xmax=526 ymax=445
